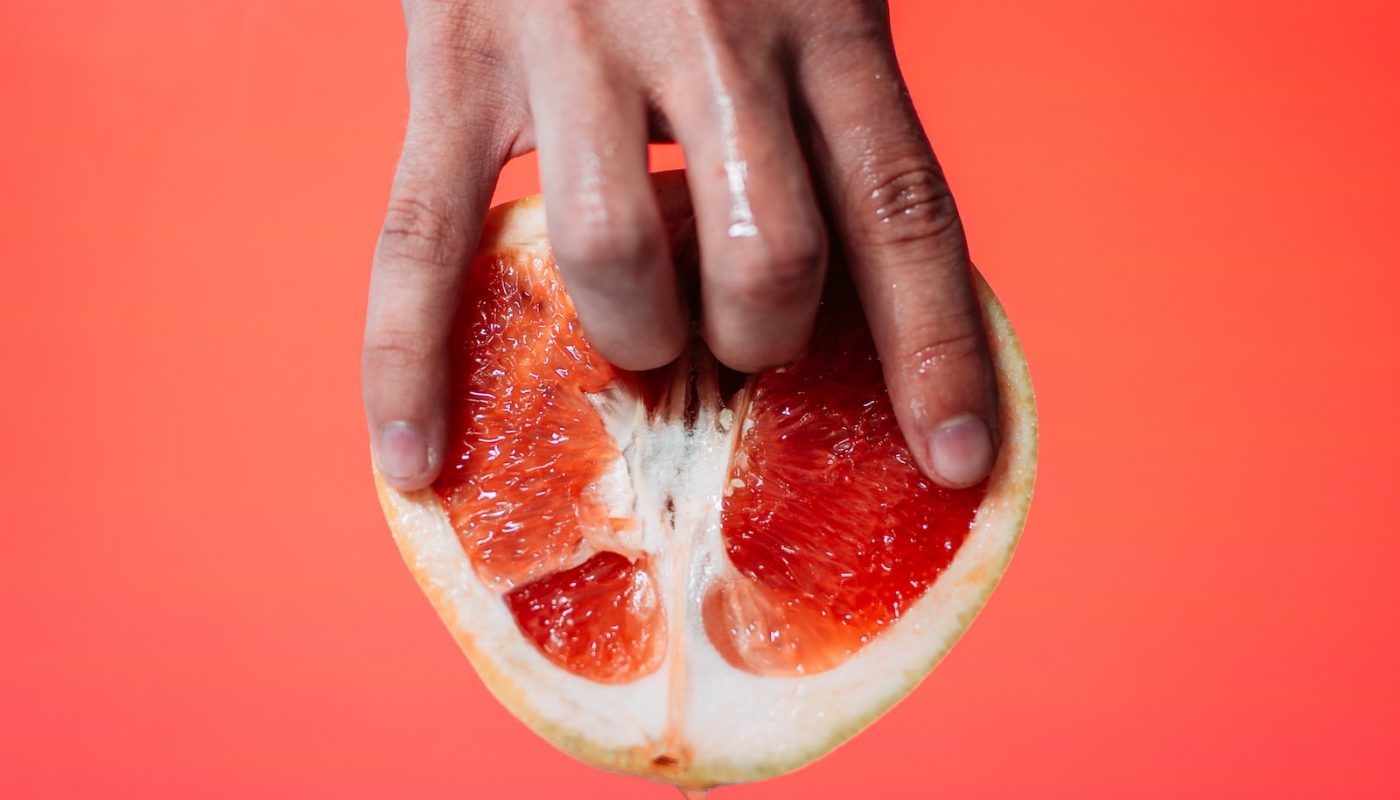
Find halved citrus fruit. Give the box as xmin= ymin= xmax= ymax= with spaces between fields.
xmin=373 ymin=172 xmax=1037 ymax=791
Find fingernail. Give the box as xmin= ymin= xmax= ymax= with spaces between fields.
xmin=929 ymin=414 xmax=995 ymax=488
xmin=377 ymin=421 xmax=430 ymax=483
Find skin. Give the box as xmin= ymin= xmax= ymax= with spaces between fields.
xmin=363 ymin=0 xmax=998 ymax=492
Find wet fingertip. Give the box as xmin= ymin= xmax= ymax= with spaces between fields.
xmin=703 ymin=317 xmax=816 ymax=376
xmin=587 ymin=322 xmax=689 ymax=372
xmin=926 ymin=414 xmax=995 ymax=489
xmin=376 ymin=420 xmax=438 ymax=489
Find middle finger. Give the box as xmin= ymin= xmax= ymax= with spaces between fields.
xmin=662 ymin=36 xmax=828 ymax=372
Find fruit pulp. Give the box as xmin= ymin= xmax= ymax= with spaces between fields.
xmin=434 ymin=249 xmax=987 ymax=682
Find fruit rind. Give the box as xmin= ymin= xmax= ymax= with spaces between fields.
xmin=373 ymin=183 xmax=1037 ymax=789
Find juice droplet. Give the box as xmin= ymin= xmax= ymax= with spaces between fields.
xmin=677 ymin=788 xmax=708 ymax=800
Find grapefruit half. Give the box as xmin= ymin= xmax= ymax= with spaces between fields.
xmin=373 ymin=173 xmax=1037 ymax=791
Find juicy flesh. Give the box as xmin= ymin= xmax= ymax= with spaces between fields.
xmin=434 ymin=251 xmax=662 ymax=683
xmin=505 ymin=552 xmax=664 ymax=683
xmin=707 ymin=299 xmax=986 ymax=674
xmin=435 ymin=250 xmax=985 ymax=682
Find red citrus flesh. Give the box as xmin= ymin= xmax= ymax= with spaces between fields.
xmin=433 ymin=250 xmax=662 ymax=683
xmin=435 ymin=248 xmax=985 ymax=682
xmin=707 ymin=296 xmax=985 ymax=675
xmin=505 ymin=552 xmax=665 ymax=683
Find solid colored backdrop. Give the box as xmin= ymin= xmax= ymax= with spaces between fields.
xmin=2 ymin=1 xmax=1398 ymax=797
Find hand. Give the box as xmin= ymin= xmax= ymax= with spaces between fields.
xmin=363 ymin=0 xmax=998 ymax=492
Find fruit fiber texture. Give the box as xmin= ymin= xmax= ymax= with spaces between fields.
xmin=374 ymin=173 xmax=1037 ymax=790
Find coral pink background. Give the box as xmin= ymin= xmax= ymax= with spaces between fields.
xmin=3 ymin=1 xmax=1398 ymax=797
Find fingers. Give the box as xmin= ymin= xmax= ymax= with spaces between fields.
xmin=525 ymin=20 xmax=687 ymax=371
xmin=363 ymin=106 xmax=504 ymax=491
xmin=664 ymin=46 xmax=828 ymax=373
xmin=798 ymin=29 xmax=999 ymax=488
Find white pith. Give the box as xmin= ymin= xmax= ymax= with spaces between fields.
xmin=375 ymin=193 xmax=1038 ymax=788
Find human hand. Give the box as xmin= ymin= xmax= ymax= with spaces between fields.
xmin=363 ymin=0 xmax=998 ymax=492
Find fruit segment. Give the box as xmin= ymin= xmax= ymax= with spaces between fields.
xmin=435 ymin=251 xmax=665 ymax=682
xmin=432 ymin=246 xmax=985 ymax=683
xmin=708 ymin=296 xmax=987 ymax=675
xmin=378 ymin=186 xmax=1037 ymax=787
xmin=505 ymin=552 xmax=665 ymax=684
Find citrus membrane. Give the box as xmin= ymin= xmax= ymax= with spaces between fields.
xmin=374 ymin=173 xmax=1037 ymax=789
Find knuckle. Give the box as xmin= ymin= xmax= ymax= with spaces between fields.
xmin=363 ymin=328 xmax=439 ymax=375
xmin=413 ymin=2 xmax=504 ymax=77
xmin=763 ymin=233 xmax=827 ymax=292
xmin=406 ymin=4 xmax=517 ymax=123
xmin=899 ymin=313 xmax=985 ymax=377
xmin=856 ymin=161 xmax=966 ymax=254
xmin=377 ymin=194 xmax=462 ymax=271
xmin=554 ymin=221 xmax=664 ymax=279
xmin=723 ymin=232 xmax=826 ymax=309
